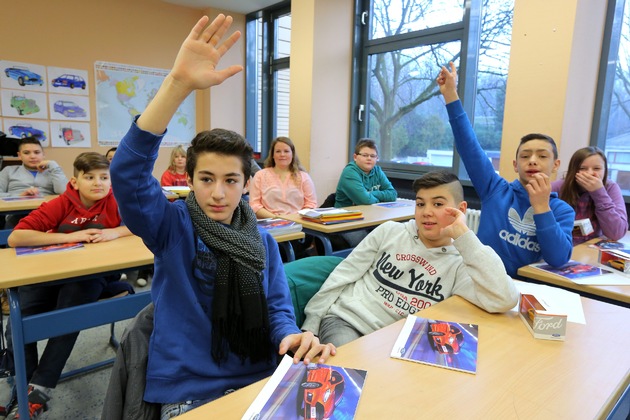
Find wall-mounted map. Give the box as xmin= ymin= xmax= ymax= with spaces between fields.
xmin=95 ymin=61 xmax=195 ymax=147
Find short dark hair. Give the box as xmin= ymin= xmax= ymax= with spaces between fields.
xmin=354 ymin=138 xmax=378 ymax=155
xmin=105 ymin=147 xmax=117 ymax=158
xmin=18 ymin=137 xmax=43 ymax=152
xmin=412 ymin=170 xmax=464 ymax=203
xmin=186 ymin=129 xmax=253 ymax=182
xmin=517 ymin=133 xmax=558 ymax=160
xmin=74 ymin=152 xmax=110 ymax=177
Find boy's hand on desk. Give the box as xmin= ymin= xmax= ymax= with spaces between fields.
xmin=279 ymin=331 xmax=337 ymax=365
xmin=66 ymin=229 xmax=103 ymax=243
xmin=20 ymin=187 xmax=40 ymax=196
xmin=89 ymin=228 xmax=120 ymax=243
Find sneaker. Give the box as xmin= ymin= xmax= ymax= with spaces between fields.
xmin=14 ymin=386 xmax=50 ymax=419
xmin=136 ymin=278 xmax=148 ymax=287
xmin=119 ymin=273 xmax=128 ymax=281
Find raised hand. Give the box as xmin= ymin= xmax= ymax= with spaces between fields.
xmin=169 ymin=14 xmax=244 ymax=93
xmin=436 ymin=61 xmax=459 ymax=103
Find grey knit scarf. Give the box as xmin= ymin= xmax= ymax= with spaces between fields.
xmin=186 ymin=192 xmax=271 ymax=364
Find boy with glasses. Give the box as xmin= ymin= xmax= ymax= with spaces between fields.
xmin=334 ymin=138 xmax=397 ymax=207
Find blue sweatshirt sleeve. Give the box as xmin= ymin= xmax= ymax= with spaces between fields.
xmin=534 ymin=199 xmax=574 ymax=267
xmin=446 ymin=100 xmax=508 ymax=200
xmin=110 ymin=120 xmax=185 ymax=253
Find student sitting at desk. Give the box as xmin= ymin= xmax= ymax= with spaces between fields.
xmin=248 ymin=136 xmax=317 ymax=218
xmin=160 ymin=145 xmax=188 ymax=187
xmin=0 ymin=137 xmax=68 ymax=228
xmin=6 ymin=152 xmax=132 ymax=418
xmin=334 ymin=138 xmax=397 ymax=208
xmin=109 ymin=15 xmax=335 ymax=418
xmin=552 ymin=146 xmax=628 ymax=244
xmin=302 ymin=170 xmax=519 ymax=347
xmin=437 ymin=62 xmax=574 ymax=277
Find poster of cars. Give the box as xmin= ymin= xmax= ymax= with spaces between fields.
xmin=50 ymin=121 xmax=91 ymax=148
xmin=0 ymin=61 xmax=47 ymax=92
xmin=47 ymin=66 xmax=89 ymax=96
xmin=95 ymin=61 xmax=195 ymax=147
xmin=0 ymin=90 xmax=48 ymax=120
xmin=3 ymin=118 xmax=51 ymax=147
xmin=48 ymin=93 xmax=90 ymax=122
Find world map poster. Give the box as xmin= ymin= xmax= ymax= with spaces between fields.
xmin=94 ymin=61 xmax=195 ymax=147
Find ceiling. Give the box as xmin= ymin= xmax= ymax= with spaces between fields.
xmin=163 ymin=0 xmax=281 ymax=14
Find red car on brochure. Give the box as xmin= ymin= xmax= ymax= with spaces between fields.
xmin=427 ymin=322 xmax=464 ymax=354
xmin=298 ymin=364 xmax=345 ymax=420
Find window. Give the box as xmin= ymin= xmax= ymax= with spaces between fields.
xmin=246 ymin=2 xmax=291 ymax=157
xmin=593 ymin=0 xmax=630 ymax=198
xmin=353 ymin=0 xmax=514 ymax=178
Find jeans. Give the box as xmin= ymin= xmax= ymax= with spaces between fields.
xmin=160 ymin=398 xmax=214 ymax=419
xmin=318 ymin=315 xmax=363 ymax=347
xmin=5 ymin=279 xmax=106 ymax=388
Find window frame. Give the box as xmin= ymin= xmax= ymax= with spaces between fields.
xmin=350 ymin=0 xmax=500 ymax=182
xmin=245 ymin=1 xmax=291 ymax=158
xmin=591 ymin=0 xmax=630 ymax=202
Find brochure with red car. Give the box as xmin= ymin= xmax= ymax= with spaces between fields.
xmin=242 ymin=355 xmax=367 ymax=420
xmin=391 ymin=315 xmax=479 ymax=374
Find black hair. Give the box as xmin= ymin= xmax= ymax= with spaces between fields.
xmin=186 ymin=129 xmax=253 ymax=182
xmin=412 ymin=170 xmax=464 ymax=203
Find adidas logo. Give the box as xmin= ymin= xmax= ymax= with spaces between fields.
xmin=499 ymin=206 xmax=540 ymax=252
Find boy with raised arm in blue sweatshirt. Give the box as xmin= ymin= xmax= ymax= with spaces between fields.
xmin=110 ymin=15 xmax=335 ymax=418
xmin=437 ymin=63 xmax=574 ymax=276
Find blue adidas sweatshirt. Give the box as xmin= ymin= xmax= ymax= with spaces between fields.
xmin=446 ymin=100 xmax=574 ymax=276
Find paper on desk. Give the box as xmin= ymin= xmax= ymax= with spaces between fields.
xmin=513 ymin=282 xmax=586 ymax=324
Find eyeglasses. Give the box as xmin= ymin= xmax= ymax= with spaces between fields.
xmin=357 ymin=153 xmax=378 ymax=159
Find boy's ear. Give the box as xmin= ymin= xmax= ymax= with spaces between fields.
xmin=243 ymin=177 xmax=250 ymax=193
xmin=458 ymin=200 xmax=468 ymax=213
xmin=70 ymin=177 xmax=79 ymax=190
xmin=552 ymin=158 xmax=561 ymax=173
xmin=512 ymin=159 xmax=518 ymax=173
xmin=187 ymin=174 xmax=194 ymax=190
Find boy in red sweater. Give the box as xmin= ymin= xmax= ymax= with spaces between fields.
xmin=6 ymin=152 xmax=132 ymax=418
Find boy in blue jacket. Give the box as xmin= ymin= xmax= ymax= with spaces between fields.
xmin=437 ymin=62 xmax=574 ymax=276
xmin=110 ymin=15 xmax=335 ymax=418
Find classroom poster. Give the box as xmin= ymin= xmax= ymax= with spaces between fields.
xmin=94 ymin=61 xmax=196 ymax=147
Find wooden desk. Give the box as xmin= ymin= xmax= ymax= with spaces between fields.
xmin=162 ymin=186 xmax=190 ymax=198
xmin=0 ymin=195 xmax=58 ymax=244
xmin=180 ymin=295 xmax=630 ymax=420
xmin=517 ymin=233 xmax=630 ymax=306
xmin=0 ymin=195 xmax=57 ymax=214
xmin=1 ymin=235 xmax=154 ymax=419
xmin=278 ymin=203 xmax=415 ymax=256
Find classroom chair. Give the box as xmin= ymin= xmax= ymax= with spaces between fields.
xmin=284 ymin=256 xmax=344 ymax=327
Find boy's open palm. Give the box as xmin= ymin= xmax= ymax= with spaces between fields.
xmin=170 ymin=14 xmax=243 ymax=92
